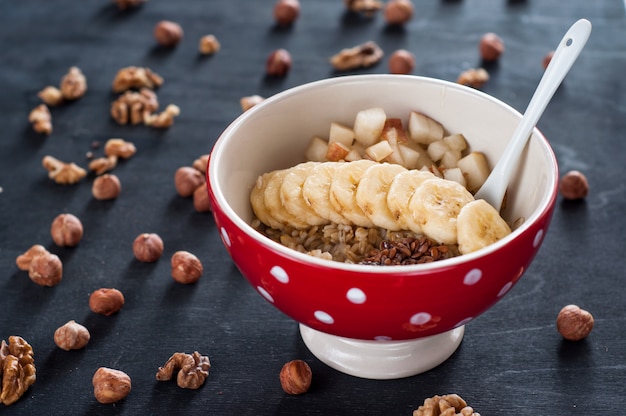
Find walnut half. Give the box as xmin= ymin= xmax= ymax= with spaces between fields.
xmin=156 ymin=351 xmax=210 ymax=389
xmin=0 ymin=336 xmax=36 ymax=406
xmin=330 ymin=41 xmax=384 ymax=71
xmin=413 ymin=394 xmax=481 ymax=416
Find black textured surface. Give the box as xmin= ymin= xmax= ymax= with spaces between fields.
xmin=1 ymin=1 xmax=625 ymax=415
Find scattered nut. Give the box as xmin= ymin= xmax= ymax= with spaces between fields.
xmin=240 ymin=95 xmax=265 ymax=112
xmin=42 ymin=156 xmax=87 ymax=184
xmin=54 ymin=320 xmax=90 ymax=351
xmin=0 ymin=336 xmax=36 ymax=405
xmin=89 ymin=155 xmax=118 ymax=175
xmin=384 ymin=0 xmax=413 ymax=25
xmin=175 ymin=166 xmax=205 ymax=197
xmin=92 ymin=174 xmax=122 ymax=200
xmin=192 ymin=154 xmax=210 ymax=173
xmin=479 ymin=32 xmax=505 ymax=62
xmin=60 ymin=66 xmax=87 ymax=100
xmin=92 ymin=367 xmax=131 ymax=404
xmin=112 ymin=66 xmax=163 ymax=93
xmin=154 ymin=20 xmax=183 ymax=47
xmin=199 ymin=34 xmax=221 ymax=55
xmin=105 ymin=138 xmax=136 ymax=159
xmin=388 ymin=49 xmax=415 ymax=74
xmin=274 ymin=0 xmax=300 ymax=26
xmin=156 ymin=351 xmax=211 ymax=389
xmin=171 ymin=251 xmax=203 ymax=284
xmin=279 ymin=360 xmax=312 ymax=395
xmin=144 ymin=104 xmax=180 ymax=128
xmin=413 ymin=394 xmax=480 ymax=416
xmin=542 ymin=50 xmax=554 ymax=70
xmin=89 ymin=288 xmax=125 ymax=316
xmin=110 ymin=88 xmax=159 ymax=125
xmin=132 ymin=233 xmax=164 ymax=263
xmin=456 ymin=68 xmax=489 ymax=89
xmin=16 ymin=245 xmax=63 ymax=287
xmin=50 ymin=213 xmax=83 ymax=247
xmin=559 ymin=170 xmax=589 ymax=200
xmin=344 ymin=0 xmax=383 ymax=17
xmin=266 ymin=49 xmax=292 ymax=77
xmin=37 ymin=86 xmax=64 ymax=106
xmin=557 ymin=304 xmax=594 ymax=341
xmin=114 ymin=0 xmax=147 ymax=10
xmin=193 ymin=184 xmax=212 ymax=213
xmin=330 ymin=41 xmax=384 ymax=71
xmin=29 ymin=104 xmax=52 ymax=135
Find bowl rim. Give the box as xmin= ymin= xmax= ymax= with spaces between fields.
xmin=209 ymin=74 xmax=559 ymax=273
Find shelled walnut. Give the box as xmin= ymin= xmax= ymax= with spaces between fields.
xmin=413 ymin=394 xmax=480 ymax=416
xmin=42 ymin=155 xmax=87 ymax=184
xmin=112 ymin=66 xmax=163 ymax=93
xmin=456 ymin=68 xmax=489 ymax=89
xmin=28 ymin=104 xmax=52 ymax=135
xmin=199 ymin=34 xmax=221 ymax=55
xmin=344 ymin=0 xmax=383 ymax=16
xmin=89 ymin=155 xmax=118 ymax=175
xmin=37 ymin=86 xmax=64 ymax=106
xmin=110 ymin=88 xmax=159 ymax=125
xmin=0 ymin=336 xmax=36 ymax=405
xmin=105 ymin=138 xmax=136 ymax=159
xmin=144 ymin=104 xmax=180 ymax=128
xmin=60 ymin=66 xmax=87 ymax=101
xmin=16 ymin=244 xmax=63 ymax=287
xmin=330 ymin=41 xmax=384 ymax=71
xmin=156 ymin=351 xmax=211 ymax=389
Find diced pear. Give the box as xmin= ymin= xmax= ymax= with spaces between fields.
xmin=440 ymin=149 xmax=462 ymax=169
xmin=384 ymin=140 xmax=404 ymax=165
xmin=326 ymin=141 xmax=350 ymax=161
xmin=427 ymin=140 xmax=450 ymax=162
xmin=353 ymin=107 xmax=386 ymax=147
xmin=443 ymin=133 xmax=468 ymax=152
xmin=443 ymin=167 xmax=467 ymax=187
xmin=399 ymin=143 xmax=432 ymax=169
xmin=329 ymin=122 xmax=355 ymax=147
xmin=457 ymin=151 xmax=490 ymax=193
xmin=305 ymin=136 xmax=329 ymax=162
xmin=408 ymin=111 xmax=444 ymax=145
xmin=344 ymin=148 xmax=362 ymax=161
xmin=381 ymin=118 xmax=408 ymax=143
xmin=365 ymin=140 xmax=393 ymax=162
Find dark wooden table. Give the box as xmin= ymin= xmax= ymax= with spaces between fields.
xmin=1 ymin=1 xmax=624 ymax=414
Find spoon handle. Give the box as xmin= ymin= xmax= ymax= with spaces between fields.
xmin=474 ymin=19 xmax=592 ymax=212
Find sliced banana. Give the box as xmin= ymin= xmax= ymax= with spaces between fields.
xmin=250 ymin=171 xmax=284 ymax=230
xmin=355 ymin=163 xmax=408 ymax=230
xmin=386 ymin=169 xmax=436 ymax=233
xmin=409 ymin=177 xmax=475 ymax=244
xmin=457 ymin=199 xmax=512 ymax=254
xmin=302 ymin=162 xmax=347 ymax=225
xmin=280 ymin=161 xmax=328 ymax=226
xmin=264 ymin=168 xmax=310 ymax=229
xmin=329 ymin=159 xmax=376 ymax=227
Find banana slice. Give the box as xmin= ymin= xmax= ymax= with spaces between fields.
xmin=280 ymin=161 xmax=328 ymax=226
xmin=355 ymin=163 xmax=407 ymax=230
xmin=250 ymin=171 xmax=285 ymax=230
xmin=457 ymin=199 xmax=512 ymax=254
xmin=408 ymin=178 xmax=475 ymax=244
xmin=386 ymin=169 xmax=436 ymax=233
xmin=329 ymin=159 xmax=377 ymax=227
xmin=264 ymin=168 xmax=310 ymax=229
xmin=302 ymin=162 xmax=347 ymax=225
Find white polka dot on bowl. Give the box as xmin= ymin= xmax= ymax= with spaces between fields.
xmin=463 ymin=268 xmax=482 ymax=286
xmin=346 ymin=288 xmax=366 ymax=304
xmin=533 ymin=229 xmax=544 ymax=247
xmin=270 ymin=265 xmax=289 ymax=284
xmin=257 ymin=286 xmax=274 ymax=303
xmin=409 ymin=312 xmax=432 ymax=326
xmin=220 ymin=227 xmax=231 ymax=247
xmin=314 ymin=310 xmax=334 ymax=324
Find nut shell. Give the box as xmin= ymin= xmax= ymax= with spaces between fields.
xmin=557 ymin=304 xmax=594 ymax=341
xmin=279 ymin=360 xmax=312 ymax=395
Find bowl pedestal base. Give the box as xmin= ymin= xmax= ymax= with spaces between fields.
xmin=299 ymin=324 xmax=465 ymax=379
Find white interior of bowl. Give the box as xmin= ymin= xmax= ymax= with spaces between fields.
xmin=209 ymin=75 xmax=557 ymax=272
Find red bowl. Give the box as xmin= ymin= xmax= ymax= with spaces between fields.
xmin=208 ymin=75 xmax=558 ymax=342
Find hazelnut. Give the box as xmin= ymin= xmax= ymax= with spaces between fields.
xmin=274 ymin=0 xmax=300 ymax=26
xmin=279 ymin=360 xmax=312 ymax=395
xmin=175 ymin=166 xmax=205 ymax=197
xmin=92 ymin=174 xmax=121 ymax=200
xmin=54 ymin=320 xmax=90 ymax=351
xmin=171 ymin=251 xmax=203 ymax=284
xmin=193 ymin=184 xmax=212 ymax=213
xmin=28 ymin=252 xmax=63 ymax=287
xmin=16 ymin=244 xmax=48 ymax=271
xmin=557 ymin=304 xmax=594 ymax=341
xmin=559 ymin=170 xmax=588 ymax=200
xmin=92 ymin=367 xmax=131 ymax=404
xmin=192 ymin=154 xmax=210 ymax=174
xmin=266 ymin=49 xmax=292 ymax=77
xmin=50 ymin=213 xmax=83 ymax=247
xmin=388 ymin=49 xmax=415 ymax=74
xmin=89 ymin=288 xmax=125 ymax=316
xmin=542 ymin=50 xmax=554 ymax=70
xmin=154 ymin=20 xmax=183 ymax=47
xmin=132 ymin=233 xmax=164 ymax=263
xmin=479 ymin=32 xmax=505 ymax=62
xmin=199 ymin=34 xmax=220 ymax=55
xmin=384 ymin=0 xmax=413 ymax=25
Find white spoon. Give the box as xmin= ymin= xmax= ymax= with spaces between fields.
xmin=474 ymin=19 xmax=592 ymax=212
